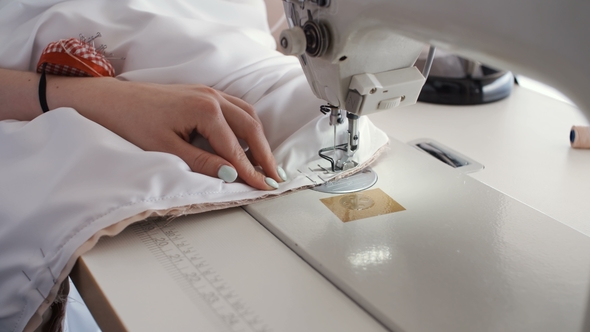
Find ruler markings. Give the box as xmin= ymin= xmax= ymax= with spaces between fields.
xmin=131 ymin=219 xmax=271 ymax=332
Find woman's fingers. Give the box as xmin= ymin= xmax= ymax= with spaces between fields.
xmin=74 ymin=80 xmax=284 ymax=190
xmin=176 ymin=141 xmax=237 ymax=182
xmin=189 ymin=100 xmax=279 ymax=190
xmin=216 ymin=98 xmax=287 ymax=183
xmin=220 ymin=92 xmax=263 ymax=127
xmin=169 ymin=133 xmax=278 ymax=190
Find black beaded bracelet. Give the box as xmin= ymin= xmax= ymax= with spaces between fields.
xmin=38 ymin=62 xmax=50 ymax=113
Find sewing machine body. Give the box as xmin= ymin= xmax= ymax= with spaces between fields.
xmin=281 ymin=0 xmax=590 ymax=116
xmin=279 ymin=0 xmax=590 ymax=175
xmin=254 ymin=1 xmax=590 ymax=330
xmin=281 ymin=0 xmax=425 ymax=112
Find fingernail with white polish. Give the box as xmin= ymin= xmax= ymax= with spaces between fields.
xmin=265 ymin=177 xmax=279 ymax=189
xmin=277 ymin=166 xmax=288 ymax=181
xmin=218 ymin=165 xmax=238 ymax=183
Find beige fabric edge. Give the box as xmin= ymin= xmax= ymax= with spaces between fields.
xmin=23 ymin=143 xmax=389 ymax=332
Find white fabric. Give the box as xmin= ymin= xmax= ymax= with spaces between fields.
xmin=0 ymin=1 xmax=389 ymax=331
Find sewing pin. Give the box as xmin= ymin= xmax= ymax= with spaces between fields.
xmin=86 ymin=32 xmax=102 ymax=46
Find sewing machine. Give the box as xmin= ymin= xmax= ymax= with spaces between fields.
xmin=71 ymin=1 xmax=590 ymax=331
xmin=278 ymin=0 xmax=590 ymax=172
xmin=249 ymin=0 xmax=590 ymax=330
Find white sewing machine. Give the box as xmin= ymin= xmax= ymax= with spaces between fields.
xmin=277 ymin=0 xmax=590 ymax=170
xmin=72 ymin=1 xmax=590 ymax=331
xmin=248 ymin=0 xmax=590 ymax=330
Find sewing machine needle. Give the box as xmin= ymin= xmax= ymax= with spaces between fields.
xmin=333 ymin=123 xmax=337 ymax=153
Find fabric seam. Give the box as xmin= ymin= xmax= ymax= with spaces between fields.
xmin=48 ymin=189 xmax=257 ymax=261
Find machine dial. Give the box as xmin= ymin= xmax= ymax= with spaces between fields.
xmin=279 ymin=26 xmax=307 ymax=56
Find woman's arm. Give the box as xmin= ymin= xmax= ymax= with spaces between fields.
xmin=0 ymin=69 xmax=45 ymax=120
xmin=0 ymin=68 xmax=284 ymax=190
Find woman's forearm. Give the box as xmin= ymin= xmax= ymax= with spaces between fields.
xmin=0 ymin=68 xmax=44 ymax=121
xmin=0 ymin=67 xmax=283 ymax=190
xmin=0 ymin=68 xmax=119 ymax=121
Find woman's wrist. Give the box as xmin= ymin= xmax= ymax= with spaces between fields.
xmin=45 ymin=75 xmax=119 ymax=115
xmin=0 ymin=68 xmax=121 ymax=122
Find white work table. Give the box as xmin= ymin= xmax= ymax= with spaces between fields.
xmin=71 ymin=85 xmax=590 ymax=332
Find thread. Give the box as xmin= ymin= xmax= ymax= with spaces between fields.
xmin=570 ymin=126 xmax=590 ymax=149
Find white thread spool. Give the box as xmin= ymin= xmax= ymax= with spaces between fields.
xmin=570 ymin=125 xmax=590 ymax=149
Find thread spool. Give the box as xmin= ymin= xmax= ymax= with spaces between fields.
xmin=570 ymin=126 xmax=590 ymax=149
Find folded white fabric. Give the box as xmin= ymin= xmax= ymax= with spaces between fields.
xmin=0 ymin=1 xmax=389 ymax=331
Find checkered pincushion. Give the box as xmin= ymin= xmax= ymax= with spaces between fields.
xmin=36 ymin=37 xmax=115 ymax=77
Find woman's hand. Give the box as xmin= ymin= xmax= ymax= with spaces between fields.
xmin=0 ymin=69 xmax=285 ymax=190
xmin=63 ymin=78 xmax=286 ymax=190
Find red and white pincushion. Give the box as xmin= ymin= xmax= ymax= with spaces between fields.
xmin=36 ymin=36 xmax=115 ymax=77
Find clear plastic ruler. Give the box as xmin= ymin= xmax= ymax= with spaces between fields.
xmin=130 ymin=219 xmax=271 ymax=332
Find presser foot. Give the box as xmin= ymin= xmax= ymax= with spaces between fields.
xmin=311 ymin=142 xmax=377 ymax=194
xmin=318 ymin=144 xmax=358 ymax=173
